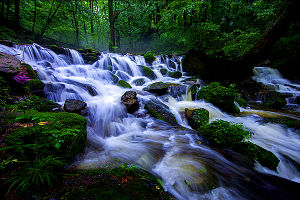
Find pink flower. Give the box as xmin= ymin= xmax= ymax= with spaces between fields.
xmin=13 ymin=71 xmax=32 ymax=84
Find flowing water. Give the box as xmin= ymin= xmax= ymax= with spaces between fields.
xmin=1 ymin=44 xmax=300 ymax=199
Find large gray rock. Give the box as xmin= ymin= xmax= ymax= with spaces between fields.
xmin=121 ymin=91 xmax=139 ymax=113
xmin=64 ymin=99 xmax=87 ymax=114
xmin=143 ymin=82 xmax=168 ymax=95
xmin=144 ymin=100 xmax=178 ymax=125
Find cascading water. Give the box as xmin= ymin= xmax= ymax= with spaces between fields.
xmin=253 ymin=67 xmax=300 ymax=110
xmin=1 ymin=43 xmax=300 ymax=200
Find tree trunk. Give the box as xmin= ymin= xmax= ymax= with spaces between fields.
xmin=108 ymin=0 xmax=115 ymax=52
xmin=32 ymin=0 xmax=37 ymax=32
xmin=90 ymin=0 xmax=94 ymax=33
xmin=0 ymin=0 xmax=4 ymax=21
xmin=183 ymin=0 xmax=299 ymax=81
xmin=6 ymin=0 xmax=10 ymax=20
xmin=14 ymin=0 xmax=20 ymax=29
xmin=39 ymin=0 xmax=62 ymax=38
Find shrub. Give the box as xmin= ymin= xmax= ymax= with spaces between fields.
xmin=199 ymin=120 xmax=253 ymax=147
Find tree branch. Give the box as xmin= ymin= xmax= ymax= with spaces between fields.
xmin=113 ymin=0 xmax=130 ymax=22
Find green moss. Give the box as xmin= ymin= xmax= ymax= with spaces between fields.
xmin=54 ymin=164 xmax=171 ymax=200
xmin=117 ymin=80 xmax=132 ymax=88
xmin=25 ymin=79 xmax=45 ymax=91
xmin=160 ymin=68 xmax=167 ymax=75
xmin=168 ymin=71 xmax=182 ymax=78
xmin=5 ymin=111 xmax=87 ymax=161
xmin=185 ymin=108 xmax=209 ymax=130
xmin=235 ymin=97 xmax=248 ymax=108
xmin=190 ymin=84 xmax=199 ymax=100
xmin=139 ymin=65 xmax=157 ymax=80
xmin=233 ymin=142 xmax=280 ymax=171
xmin=13 ymin=95 xmax=58 ymax=112
xmin=262 ymin=91 xmax=286 ymax=109
xmin=144 ymin=51 xmax=156 ymax=63
xmin=199 ymin=120 xmax=253 ymax=147
xmin=197 ymin=82 xmax=240 ymax=113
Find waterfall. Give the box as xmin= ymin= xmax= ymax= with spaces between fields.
xmin=1 ymin=44 xmax=300 ymax=200
xmin=253 ymin=67 xmax=300 ymax=110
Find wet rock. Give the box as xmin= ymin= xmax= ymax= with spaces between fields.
xmin=262 ymin=91 xmax=286 ymax=109
xmin=132 ymin=78 xmax=146 ymax=86
xmin=296 ymin=96 xmax=300 ymax=104
xmin=168 ymin=84 xmax=187 ymax=98
xmin=189 ymin=84 xmax=200 ymax=100
xmin=116 ymin=71 xmax=131 ymax=81
xmin=138 ymin=65 xmax=157 ymax=80
xmin=144 ymin=82 xmax=168 ymax=95
xmin=121 ymin=91 xmax=139 ymax=113
xmin=144 ymin=100 xmax=178 ymax=125
xmin=64 ymin=99 xmax=87 ymax=114
xmin=45 ymin=45 xmax=66 ymax=55
xmin=117 ymin=80 xmax=132 ymax=88
xmin=232 ymin=142 xmax=280 ymax=171
xmin=168 ymin=71 xmax=182 ymax=78
xmin=77 ymin=48 xmax=101 ymax=64
xmin=80 ymin=107 xmax=89 ymax=116
xmin=160 ymin=68 xmax=168 ymax=75
xmin=0 ymin=40 xmax=14 ymax=47
xmin=0 ymin=52 xmax=21 ymax=76
xmin=185 ymin=108 xmax=209 ymax=130
xmin=109 ymin=72 xmax=119 ymax=84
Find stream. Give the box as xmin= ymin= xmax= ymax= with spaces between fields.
xmin=1 ymin=43 xmax=300 ymax=200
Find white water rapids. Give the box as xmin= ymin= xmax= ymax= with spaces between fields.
xmin=1 ymin=44 xmax=300 ymax=200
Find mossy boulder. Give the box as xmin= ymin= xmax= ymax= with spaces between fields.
xmin=109 ymin=72 xmax=119 ymax=84
xmin=25 ymin=78 xmax=45 ymax=96
xmin=197 ymin=82 xmax=240 ymax=113
xmin=21 ymin=63 xmax=38 ymax=79
xmin=0 ymin=52 xmax=21 ymax=77
xmin=168 ymin=71 xmax=182 ymax=78
xmin=199 ymin=120 xmax=253 ymax=147
xmin=132 ymin=78 xmax=146 ymax=86
xmin=143 ymin=51 xmax=156 ymax=64
xmin=117 ymin=80 xmax=132 ymax=88
xmin=262 ymin=91 xmax=286 ymax=109
xmin=235 ymin=97 xmax=248 ymax=108
xmin=144 ymin=100 xmax=178 ymax=125
xmin=233 ymin=142 xmax=280 ymax=171
xmin=160 ymin=68 xmax=168 ymax=75
xmin=185 ymin=108 xmax=209 ymax=130
xmin=138 ymin=65 xmax=157 ymax=80
xmin=45 ymin=45 xmax=66 ymax=55
xmin=13 ymin=95 xmax=60 ymax=112
xmin=5 ymin=111 xmax=88 ymax=161
xmin=76 ymin=48 xmax=101 ymax=64
xmin=143 ymin=82 xmax=168 ymax=95
xmin=47 ymin=164 xmax=172 ymax=200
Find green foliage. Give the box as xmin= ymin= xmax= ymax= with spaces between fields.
xmin=0 ymin=77 xmax=13 ymax=106
xmin=186 ymin=108 xmax=209 ymax=130
xmin=12 ymin=95 xmax=58 ymax=112
xmin=144 ymin=51 xmax=156 ymax=63
xmin=200 ymin=120 xmax=253 ymax=147
xmin=7 ymin=155 xmax=64 ymax=193
xmin=235 ymin=97 xmax=248 ymax=108
xmin=197 ymin=82 xmax=240 ymax=113
xmin=5 ymin=111 xmax=87 ymax=161
xmin=117 ymin=80 xmax=132 ymax=88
